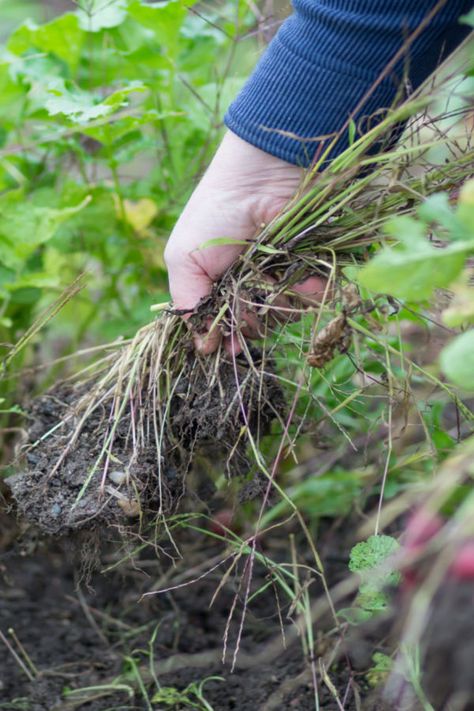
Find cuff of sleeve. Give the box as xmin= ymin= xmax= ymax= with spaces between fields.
xmin=224 ymin=35 xmax=396 ymax=168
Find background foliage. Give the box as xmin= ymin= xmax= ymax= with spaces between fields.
xmin=0 ymin=0 xmax=256 ymax=358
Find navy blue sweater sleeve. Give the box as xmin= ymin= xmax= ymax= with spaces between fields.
xmin=224 ymin=0 xmax=472 ymax=166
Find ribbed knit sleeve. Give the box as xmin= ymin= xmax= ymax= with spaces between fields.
xmin=224 ymin=0 xmax=472 ymax=166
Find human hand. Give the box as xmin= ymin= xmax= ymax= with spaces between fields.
xmin=164 ymin=131 xmax=327 ymax=354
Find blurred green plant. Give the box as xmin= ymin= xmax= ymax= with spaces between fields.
xmin=344 ymin=534 xmax=400 ymax=622
xmin=0 ymin=0 xmax=255 ymax=355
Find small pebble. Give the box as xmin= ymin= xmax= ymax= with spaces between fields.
xmin=118 ymin=498 xmax=140 ymax=517
xmin=51 ymin=503 xmax=62 ymax=517
xmin=109 ymin=470 xmax=126 ymax=485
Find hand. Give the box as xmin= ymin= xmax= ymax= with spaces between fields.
xmin=164 ymin=131 xmax=326 ymax=354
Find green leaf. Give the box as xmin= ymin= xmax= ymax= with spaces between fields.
xmin=440 ymin=330 xmax=474 ymax=391
xmin=358 ymin=243 xmax=467 ymax=301
xmin=81 ymin=108 xmax=178 ymax=145
xmin=348 ymin=118 xmax=356 ymax=146
xmin=349 ymin=534 xmax=399 ymax=576
xmin=45 ymin=82 xmax=145 ymax=124
xmin=76 ymin=0 xmax=128 ymax=32
xmin=128 ymin=0 xmax=187 ymax=56
xmin=196 ymin=237 xmax=249 ymax=251
xmin=417 ymin=193 xmax=460 ymax=235
xmin=0 ymin=193 xmax=91 ymax=267
xmin=0 ymin=60 xmax=25 ymax=126
xmin=8 ymin=14 xmax=85 ymax=69
xmin=349 ymin=534 xmax=400 ymax=614
xmin=461 ymin=9 xmax=474 ymax=27
xmin=383 ymin=215 xmax=426 ymax=248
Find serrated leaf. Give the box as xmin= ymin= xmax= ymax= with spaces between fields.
xmin=80 ymin=108 xmax=179 ymax=145
xmin=77 ymin=0 xmax=128 ymax=32
xmin=440 ymin=330 xmax=474 ymax=391
xmin=45 ymin=83 xmax=145 ymax=124
xmin=349 ymin=534 xmax=399 ymax=576
xmin=46 ymin=94 xmax=112 ymax=123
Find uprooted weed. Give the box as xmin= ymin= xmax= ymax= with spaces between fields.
xmin=9 ymin=45 xmax=474 ymax=543
xmin=11 ymin=318 xmax=285 ymax=535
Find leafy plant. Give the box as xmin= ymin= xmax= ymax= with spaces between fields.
xmin=358 ymin=177 xmax=474 ymax=393
xmin=366 ymin=652 xmax=393 ymax=688
xmin=347 ymin=534 xmax=400 ymax=621
xmin=151 ymin=676 xmax=224 ymax=711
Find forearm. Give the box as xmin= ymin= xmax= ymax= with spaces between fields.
xmin=225 ymin=0 xmax=472 ymax=166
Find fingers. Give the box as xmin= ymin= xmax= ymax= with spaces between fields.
xmin=165 ymin=256 xmax=223 ymax=355
xmin=291 ymin=275 xmax=329 ymax=306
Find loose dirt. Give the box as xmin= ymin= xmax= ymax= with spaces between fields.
xmin=0 ymin=521 xmax=360 ymax=711
xmin=1 ymin=507 xmax=473 ymax=709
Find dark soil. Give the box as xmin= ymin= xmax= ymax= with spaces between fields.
xmin=9 ymin=352 xmax=283 ymax=536
xmin=2 ymin=504 xmax=474 ymax=710
xmin=0 ymin=518 xmax=360 ymax=711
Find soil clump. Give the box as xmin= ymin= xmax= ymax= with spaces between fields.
xmin=9 ymin=352 xmax=283 ymax=536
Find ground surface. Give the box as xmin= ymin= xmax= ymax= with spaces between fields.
xmin=0 ymin=509 xmax=367 ymax=711
xmin=2 ymin=508 xmax=474 ymax=710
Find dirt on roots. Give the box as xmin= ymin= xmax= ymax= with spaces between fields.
xmin=8 ymin=350 xmax=284 ymax=536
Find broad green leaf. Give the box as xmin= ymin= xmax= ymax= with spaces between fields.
xmin=440 ymin=330 xmax=474 ymax=391
xmin=45 ymin=82 xmax=145 ymax=124
xmin=383 ymin=215 xmax=426 ymax=249
xmin=0 ymin=193 xmax=91 ymax=267
xmin=350 ymin=534 xmax=400 ymax=614
xmin=417 ymin=193 xmax=460 ymax=236
xmin=8 ymin=14 xmax=84 ymax=69
xmin=76 ymin=0 xmax=128 ymax=32
xmin=81 ymin=109 xmax=180 ymax=145
xmin=461 ymin=9 xmax=474 ymax=27
xmin=0 ymin=60 xmax=25 ymax=126
xmin=358 ymin=244 xmax=466 ymax=301
xmin=128 ymin=0 xmax=187 ymax=55
xmin=46 ymin=94 xmax=111 ymax=123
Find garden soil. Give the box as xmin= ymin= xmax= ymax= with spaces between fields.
xmin=0 ymin=515 xmax=362 ymax=711
xmin=1 ymin=507 xmax=473 ymax=710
